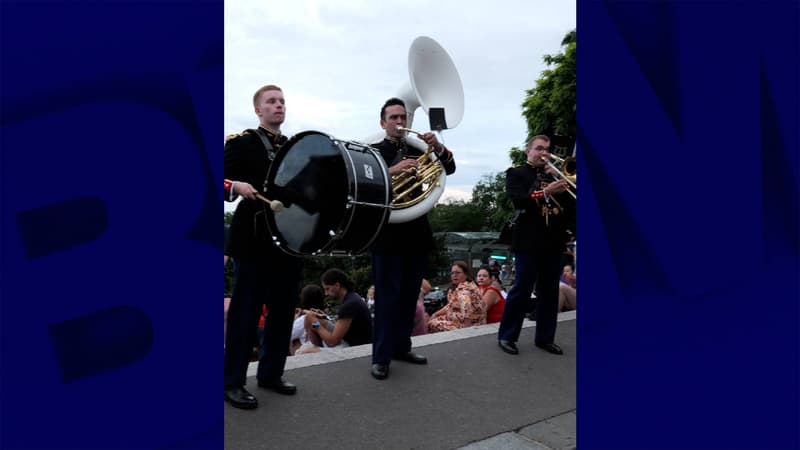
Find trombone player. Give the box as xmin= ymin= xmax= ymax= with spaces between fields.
xmin=498 ymin=134 xmax=575 ymax=356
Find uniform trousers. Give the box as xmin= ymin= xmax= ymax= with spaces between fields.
xmin=498 ymin=251 xmax=562 ymax=345
xmin=371 ymin=253 xmax=426 ymax=365
xmin=223 ymin=256 xmax=301 ymax=388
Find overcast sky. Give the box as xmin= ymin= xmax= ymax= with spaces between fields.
xmin=225 ymin=0 xmax=575 ymax=211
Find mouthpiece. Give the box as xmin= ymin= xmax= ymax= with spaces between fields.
xmin=396 ymin=126 xmax=423 ymax=137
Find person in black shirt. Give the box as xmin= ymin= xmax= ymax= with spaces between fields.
xmin=223 ymin=84 xmax=303 ymax=409
xmin=305 ymin=269 xmax=372 ymax=348
xmin=497 ymin=135 xmax=575 ymax=356
xmin=368 ymin=97 xmax=456 ymax=380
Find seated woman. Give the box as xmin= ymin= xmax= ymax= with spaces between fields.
xmin=290 ymin=284 xmax=326 ymax=355
xmin=489 ymin=269 xmax=507 ymax=298
xmin=303 ymin=268 xmax=373 ymax=350
xmin=476 ymin=267 xmax=506 ymax=324
xmin=559 ymin=265 xmax=577 ymax=312
xmin=427 ymin=261 xmax=486 ymax=333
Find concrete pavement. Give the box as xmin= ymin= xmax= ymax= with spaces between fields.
xmin=226 ymin=312 xmax=576 ymax=450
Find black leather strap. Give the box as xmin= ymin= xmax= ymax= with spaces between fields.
xmin=249 ymin=128 xmax=276 ymax=160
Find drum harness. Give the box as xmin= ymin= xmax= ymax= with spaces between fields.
xmin=250 ymin=128 xmax=280 ymax=242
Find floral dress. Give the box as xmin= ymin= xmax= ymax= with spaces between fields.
xmin=427 ymin=281 xmax=487 ymax=333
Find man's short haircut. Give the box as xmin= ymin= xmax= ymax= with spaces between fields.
xmin=321 ymin=268 xmax=355 ymax=292
xmin=528 ymin=134 xmax=551 ymax=149
xmin=380 ymin=97 xmax=406 ymax=120
xmin=253 ymin=84 xmax=282 ymax=107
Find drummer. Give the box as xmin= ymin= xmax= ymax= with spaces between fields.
xmin=223 ymin=84 xmax=303 ymax=410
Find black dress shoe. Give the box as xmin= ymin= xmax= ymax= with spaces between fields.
xmin=257 ymin=378 xmax=297 ymax=395
xmin=498 ymin=340 xmax=519 ymax=355
xmin=371 ymin=363 xmax=389 ymax=380
xmin=224 ymin=387 xmax=258 ymax=409
xmin=536 ymin=342 xmax=564 ymax=355
xmin=392 ymin=351 xmax=427 ymax=365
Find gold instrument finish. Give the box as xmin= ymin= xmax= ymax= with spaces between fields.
xmin=543 ymin=154 xmax=577 ymax=199
xmin=392 ymin=126 xmax=445 ymax=209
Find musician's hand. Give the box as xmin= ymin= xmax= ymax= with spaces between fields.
xmin=544 ymin=179 xmax=569 ymax=195
xmin=421 ymin=132 xmax=444 ymax=153
xmin=303 ymin=311 xmax=318 ymax=328
xmin=232 ymin=181 xmax=258 ymax=200
xmin=389 ymin=158 xmax=419 ymax=176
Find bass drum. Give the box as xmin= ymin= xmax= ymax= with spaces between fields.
xmin=264 ymin=131 xmax=391 ymax=256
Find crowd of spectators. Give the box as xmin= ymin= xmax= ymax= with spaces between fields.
xmin=224 ymin=256 xmax=576 ymax=359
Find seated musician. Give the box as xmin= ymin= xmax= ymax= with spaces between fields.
xmin=304 ymin=269 xmax=372 ymax=349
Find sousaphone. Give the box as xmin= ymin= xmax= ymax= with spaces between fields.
xmin=364 ymin=36 xmax=464 ymax=223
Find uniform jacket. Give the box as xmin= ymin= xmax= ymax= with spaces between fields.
xmin=224 ymin=127 xmax=291 ymax=260
xmin=505 ymin=164 xmax=575 ymax=254
xmin=370 ymin=137 xmax=456 ymax=254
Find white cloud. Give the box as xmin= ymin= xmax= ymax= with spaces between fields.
xmin=225 ymin=0 xmax=575 ymax=198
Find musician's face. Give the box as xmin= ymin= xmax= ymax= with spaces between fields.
xmin=255 ymin=89 xmax=286 ymax=128
xmin=526 ymin=138 xmax=550 ymax=166
xmin=381 ymin=104 xmax=408 ymax=138
xmin=322 ymin=282 xmax=344 ymax=301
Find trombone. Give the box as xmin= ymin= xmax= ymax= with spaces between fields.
xmin=542 ymin=154 xmax=577 ymax=199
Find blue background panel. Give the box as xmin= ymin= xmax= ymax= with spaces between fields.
xmin=1 ymin=1 xmax=223 ymax=449
xmin=2 ymin=0 xmax=798 ymax=449
xmin=578 ymin=1 xmax=798 ymax=449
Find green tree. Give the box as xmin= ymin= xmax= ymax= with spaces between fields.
xmin=470 ymin=172 xmax=514 ymax=231
xmin=429 ymin=201 xmax=485 ymax=232
xmin=511 ymin=29 xmax=576 ymax=164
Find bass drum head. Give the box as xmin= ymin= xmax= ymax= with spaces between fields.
xmin=265 ymin=131 xmax=348 ymax=255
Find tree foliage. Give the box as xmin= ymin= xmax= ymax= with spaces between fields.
xmin=470 ymin=172 xmax=514 ymax=231
xmin=429 ymin=201 xmax=485 ymax=232
xmin=510 ymin=29 xmax=576 ymax=164
xmin=522 ymin=29 xmax=576 ymax=140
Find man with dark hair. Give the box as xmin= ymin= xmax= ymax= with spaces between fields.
xmin=223 ymin=84 xmax=302 ymax=410
xmin=497 ymin=135 xmax=575 ymax=356
xmin=304 ymin=269 xmax=372 ymax=348
xmin=367 ymin=97 xmax=457 ymax=380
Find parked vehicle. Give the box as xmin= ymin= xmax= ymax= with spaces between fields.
xmin=423 ymin=289 xmax=447 ymax=316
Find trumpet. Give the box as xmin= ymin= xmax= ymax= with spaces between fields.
xmin=542 ymin=154 xmax=577 ymax=199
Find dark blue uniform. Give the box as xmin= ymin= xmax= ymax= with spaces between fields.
xmin=224 ymin=127 xmax=303 ymax=389
xmin=369 ymin=137 xmax=455 ymax=365
xmin=498 ymin=164 xmax=575 ymax=346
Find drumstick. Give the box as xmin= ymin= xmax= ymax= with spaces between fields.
xmin=255 ymin=193 xmax=285 ymax=212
